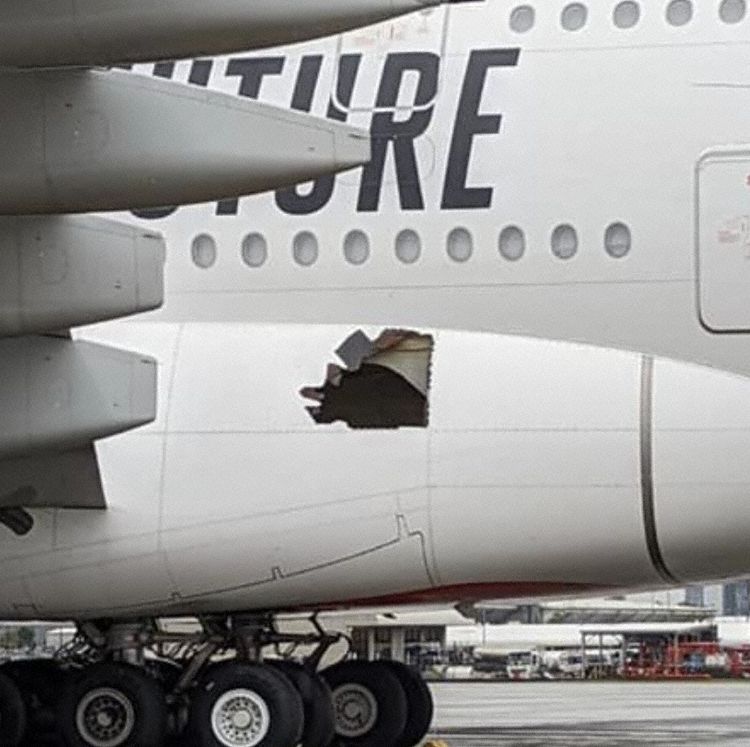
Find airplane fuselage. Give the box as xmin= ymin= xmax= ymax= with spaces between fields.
xmin=128 ymin=1 xmax=750 ymax=378
xmin=5 ymin=0 xmax=750 ymax=621
xmin=0 ymin=323 xmax=748 ymax=619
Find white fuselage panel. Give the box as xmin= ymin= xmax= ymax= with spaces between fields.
xmin=0 ymin=324 xmax=748 ymax=619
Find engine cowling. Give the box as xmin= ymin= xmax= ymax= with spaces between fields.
xmin=0 ymin=336 xmax=156 ymax=461
xmin=0 ymin=0 xmax=440 ymax=68
xmin=0 ymin=68 xmax=369 ymax=214
xmin=0 ymin=216 xmax=164 ymax=336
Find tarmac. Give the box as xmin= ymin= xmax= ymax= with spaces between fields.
xmin=426 ymin=680 xmax=750 ymax=745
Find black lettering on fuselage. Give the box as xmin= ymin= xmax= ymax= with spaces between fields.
xmin=133 ymin=47 xmax=521 ymax=223
xmin=188 ymin=59 xmax=214 ymax=87
xmin=276 ymin=54 xmax=362 ymax=216
xmin=225 ymin=56 xmax=285 ymax=98
xmin=152 ymin=61 xmax=176 ymax=79
xmin=358 ymin=53 xmax=439 ymax=213
xmin=441 ymin=48 xmax=519 ymax=210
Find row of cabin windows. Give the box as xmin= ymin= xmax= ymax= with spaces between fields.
xmin=190 ymin=223 xmax=632 ymax=269
xmin=510 ymin=0 xmax=746 ymax=33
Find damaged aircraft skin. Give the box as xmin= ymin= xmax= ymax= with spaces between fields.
xmin=301 ymin=329 xmax=433 ymax=428
xmin=2 ymin=322 xmax=750 ymax=619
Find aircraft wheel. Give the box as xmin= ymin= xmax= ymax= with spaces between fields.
xmin=3 ymin=659 xmax=66 ymax=742
xmin=188 ymin=661 xmax=304 ymax=747
xmin=59 ymin=662 xmax=167 ymax=747
xmin=267 ymin=660 xmax=335 ymax=747
xmin=0 ymin=670 xmax=27 ymax=746
xmin=322 ymin=660 xmax=407 ymax=747
xmin=380 ymin=662 xmax=434 ymax=747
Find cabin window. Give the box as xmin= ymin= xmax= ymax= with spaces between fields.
xmin=605 ymin=222 xmax=632 ymax=258
xmin=613 ymin=1 xmax=641 ymax=28
xmin=499 ymin=226 xmax=526 ymax=261
xmin=446 ymin=228 xmax=474 ymax=263
xmin=666 ymin=0 xmax=693 ymax=26
xmin=720 ymin=0 xmax=746 ymax=23
xmin=191 ymin=234 xmax=217 ymax=269
xmin=343 ymin=230 xmax=370 ymax=266
xmin=551 ymin=224 xmax=579 ymax=260
xmin=561 ymin=3 xmax=588 ymax=31
xmin=395 ymin=229 xmax=422 ymax=264
xmin=510 ymin=6 xmax=536 ymax=33
xmin=241 ymin=233 xmax=268 ymax=268
xmin=293 ymin=231 xmax=319 ymax=267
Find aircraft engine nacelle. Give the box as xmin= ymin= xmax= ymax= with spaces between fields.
xmin=0 ymin=0 xmax=439 ymax=68
xmin=0 ymin=216 xmax=164 ymax=337
xmin=0 ymin=68 xmax=369 ymax=214
xmin=0 ymin=337 xmax=156 ymax=461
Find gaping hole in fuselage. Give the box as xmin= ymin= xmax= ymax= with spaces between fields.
xmin=301 ymin=329 xmax=433 ymax=429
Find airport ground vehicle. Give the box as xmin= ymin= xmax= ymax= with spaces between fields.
xmin=624 ymin=641 xmax=750 ymax=679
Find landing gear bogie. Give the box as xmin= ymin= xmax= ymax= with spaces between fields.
xmin=0 ymin=615 xmax=435 ymax=747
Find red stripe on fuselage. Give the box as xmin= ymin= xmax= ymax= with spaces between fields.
xmin=316 ymin=581 xmax=602 ymax=611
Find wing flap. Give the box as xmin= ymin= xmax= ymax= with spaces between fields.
xmin=0 ymin=446 xmax=105 ymax=511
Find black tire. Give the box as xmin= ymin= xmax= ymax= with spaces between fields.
xmin=59 ymin=662 xmax=167 ymax=747
xmin=3 ymin=659 xmax=66 ymax=744
xmin=0 ymin=671 xmax=27 ymax=746
xmin=188 ymin=661 xmax=304 ymax=747
xmin=321 ymin=661 xmax=407 ymax=747
xmin=145 ymin=657 xmax=183 ymax=693
xmin=268 ymin=660 xmax=335 ymax=747
xmin=380 ymin=662 xmax=433 ymax=747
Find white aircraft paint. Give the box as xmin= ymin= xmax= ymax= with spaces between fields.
xmin=0 ymin=325 xmax=747 ymax=619
xmin=5 ymin=1 xmax=750 ymax=621
xmin=124 ymin=0 xmax=750 ymax=378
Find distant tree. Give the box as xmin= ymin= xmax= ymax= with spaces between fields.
xmin=17 ymin=627 xmax=35 ymax=650
xmin=0 ymin=629 xmax=18 ymax=649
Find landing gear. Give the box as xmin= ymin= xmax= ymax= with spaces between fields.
xmin=322 ymin=660 xmax=434 ymax=747
xmin=59 ymin=662 xmax=167 ymax=747
xmin=267 ymin=660 xmax=335 ymax=747
xmin=188 ymin=662 xmax=303 ymax=747
xmin=380 ymin=661 xmax=434 ymax=747
xmin=0 ymin=670 xmax=27 ymax=747
xmin=0 ymin=615 xmax=435 ymax=747
xmin=322 ymin=660 xmax=408 ymax=747
xmin=2 ymin=658 xmax=66 ymax=743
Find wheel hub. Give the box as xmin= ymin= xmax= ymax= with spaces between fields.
xmin=211 ymin=688 xmax=271 ymax=747
xmin=76 ymin=688 xmax=136 ymax=747
xmin=332 ymin=682 xmax=379 ymax=738
xmin=232 ymin=710 xmax=252 ymax=729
